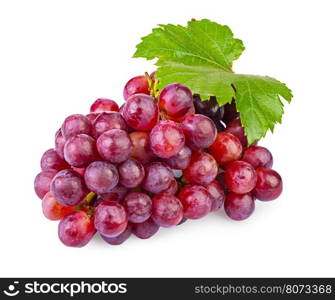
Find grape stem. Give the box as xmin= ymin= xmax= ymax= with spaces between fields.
xmin=75 ymin=191 xmax=96 ymax=211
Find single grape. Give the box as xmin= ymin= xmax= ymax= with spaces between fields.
xmin=129 ymin=131 xmax=155 ymax=164
xmin=178 ymin=185 xmax=212 ymax=219
xmin=151 ymin=194 xmax=183 ymax=227
xmin=92 ymin=112 xmax=127 ymax=138
xmin=204 ymin=180 xmax=225 ymax=212
xmin=158 ymin=83 xmax=194 ymax=118
xmin=141 ymin=162 xmax=174 ymax=194
xmin=123 ymin=192 xmax=152 ymax=223
xmin=34 ymin=170 xmax=57 ymax=199
xmin=40 ymin=149 xmax=69 ymax=171
xmin=50 ymin=169 xmax=87 ymax=206
xmin=161 ymin=179 xmax=178 ymax=195
xmin=253 ymin=168 xmax=282 ymax=201
xmin=61 ymin=114 xmax=92 ymax=140
xmin=242 ymin=146 xmax=273 ymax=169
xmin=64 ymin=134 xmax=99 ymax=167
xmin=100 ymin=223 xmax=133 ymax=245
xmin=118 ymin=158 xmax=145 ymax=188
xmin=181 ymin=114 xmax=217 ymax=149
xmin=224 ymin=192 xmax=255 ymax=221
xmin=123 ymin=94 xmax=159 ymax=131
xmin=163 ymin=145 xmax=192 ymax=170
xmin=224 ymin=161 xmax=257 ymax=194
xmin=96 ymin=129 xmax=132 ymax=163
xmin=90 ymin=98 xmax=119 ymax=113
xmin=150 ymin=120 xmax=185 ymax=158
xmin=131 ymin=218 xmax=159 ymax=239
xmin=100 ymin=184 xmax=128 ymax=202
xmin=84 ymin=161 xmax=119 ymax=194
xmin=183 ymin=151 xmax=218 ymax=185
xmin=193 ymin=95 xmax=224 ymax=120
xmin=123 ymin=75 xmax=150 ymax=100
xmin=58 ymin=210 xmax=96 ymax=247
xmin=209 ymin=132 xmax=243 ymax=165
xmin=225 ymin=118 xmax=248 ymax=148
xmin=94 ymin=201 xmax=128 ymax=238
xmin=55 ymin=128 xmax=66 ymax=159
xmin=42 ymin=192 xmax=73 ymax=220
xmin=222 ymin=100 xmax=239 ymax=125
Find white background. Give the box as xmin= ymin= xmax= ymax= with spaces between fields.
xmin=0 ymin=0 xmax=334 ymax=277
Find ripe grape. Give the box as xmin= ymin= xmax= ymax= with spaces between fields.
xmin=129 ymin=131 xmax=155 ymax=164
xmin=181 ymin=114 xmax=217 ymax=149
xmin=90 ymin=98 xmax=119 ymax=113
xmin=50 ymin=169 xmax=87 ymax=206
xmin=209 ymin=132 xmax=242 ymax=165
xmin=84 ymin=161 xmax=119 ymax=194
xmin=253 ymin=168 xmax=282 ymax=201
xmin=55 ymin=129 xmax=66 ymax=159
xmin=64 ymin=134 xmax=99 ymax=167
xmin=178 ymin=185 xmax=212 ymax=219
xmin=123 ymin=192 xmax=152 ymax=223
xmin=123 ymin=75 xmax=150 ymax=100
xmin=86 ymin=113 xmax=99 ymax=123
xmin=132 ymin=218 xmax=159 ymax=239
xmin=100 ymin=184 xmax=128 ymax=202
xmin=151 ymin=194 xmax=183 ymax=227
xmin=141 ymin=162 xmax=174 ymax=194
xmin=224 ymin=192 xmax=255 ymax=221
xmin=225 ymin=118 xmax=247 ymax=148
xmin=183 ymin=151 xmax=218 ymax=185
xmin=162 ymin=179 xmax=178 ymax=195
xmin=224 ymin=161 xmax=257 ymax=194
xmin=34 ymin=170 xmax=57 ymax=199
xmin=222 ymin=100 xmax=239 ymax=125
xmin=92 ymin=112 xmax=127 ymax=138
xmin=168 ymin=105 xmax=195 ymax=123
xmin=100 ymin=224 xmax=133 ymax=245
xmin=94 ymin=201 xmax=128 ymax=237
xmin=42 ymin=192 xmax=73 ymax=220
xmin=193 ymin=95 xmax=224 ymax=120
xmin=158 ymin=83 xmax=194 ymax=118
xmin=242 ymin=146 xmax=273 ymax=169
xmin=96 ymin=129 xmax=132 ymax=163
xmin=40 ymin=149 xmax=69 ymax=171
xmin=118 ymin=158 xmax=145 ymax=188
xmin=150 ymin=120 xmax=185 ymax=158
xmin=204 ymin=180 xmax=225 ymax=212
xmin=123 ymin=94 xmax=159 ymax=131
xmin=58 ymin=210 xmax=96 ymax=247
xmin=61 ymin=114 xmax=92 ymax=140
xmin=163 ymin=145 xmax=192 ymax=170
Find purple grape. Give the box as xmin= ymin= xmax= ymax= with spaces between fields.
xmin=100 ymin=223 xmax=133 ymax=245
xmin=242 ymin=146 xmax=273 ymax=169
xmin=253 ymin=168 xmax=282 ymax=201
xmin=34 ymin=170 xmax=57 ymax=199
xmin=61 ymin=114 xmax=92 ymax=140
xmin=100 ymin=184 xmax=128 ymax=202
xmin=224 ymin=192 xmax=255 ymax=221
xmin=118 ymin=158 xmax=145 ymax=188
xmin=40 ymin=149 xmax=69 ymax=171
xmin=55 ymin=128 xmax=66 ymax=159
xmin=123 ymin=192 xmax=152 ymax=223
xmin=132 ymin=218 xmax=159 ymax=239
xmin=163 ymin=145 xmax=192 ymax=170
xmin=92 ymin=112 xmax=127 ymax=138
xmin=204 ymin=180 xmax=225 ymax=212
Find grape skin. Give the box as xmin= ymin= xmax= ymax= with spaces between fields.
xmin=90 ymin=98 xmax=119 ymax=113
xmin=123 ymin=192 xmax=152 ymax=223
xmin=123 ymin=75 xmax=150 ymax=100
xmin=253 ymin=168 xmax=282 ymax=201
xmin=242 ymin=146 xmax=273 ymax=169
xmin=40 ymin=149 xmax=69 ymax=171
xmin=100 ymin=223 xmax=133 ymax=245
xmin=225 ymin=118 xmax=248 ymax=148
xmin=224 ymin=192 xmax=255 ymax=221
xmin=92 ymin=112 xmax=127 ymax=138
xmin=131 ymin=218 xmax=159 ymax=239
xmin=61 ymin=114 xmax=92 ymax=140
xmin=55 ymin=129 xmax=66 ymax=159
xmin=204 ymin=180 xmax=225 ymax=212
xmin=129 ymin=131 xmax=155 ymax=164
xmin=42 ymin=192 xmax=73 ymax=220
xmin=118 ymin=158 xmax=145 ymax=188
xmin=34 ymin=170 xmax=57 ymax=199
xmin=100 ymin=184 xmax=128 ymax=202
xmin=163 ymin=145 xmax=192 ymax=170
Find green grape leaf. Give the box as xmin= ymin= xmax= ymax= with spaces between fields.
xmin=133 ymin=19 xmax=293 ymax=144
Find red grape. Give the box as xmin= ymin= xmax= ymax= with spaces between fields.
xmin=100 ymin=223 xmax=133 ymax=245
xmin=129 ymin=131 xmax=155 ymax=164
xmin=141 ymin=162 xmax=174 ymax=194
xmin=58 ymin=210 xmax=96 ymax=247
xmin=100 ymin=184 xmax=128 ymax=202
xmin=40 ymin=149 xmax=69 ymax=171
xmin=123 ymin=94 xmax=159 ymax=131
xmin=118 ymin=158 xmax=145 ymax=188
xmin=151 ymin=194 xmax=183 ymax=227
xmin=163 ymin=145 xmax=192 ymax=170
xmin=84 ymin=161 xmax=119 ymax=194
xmin=92 ymin=112 xmax=127 ymax=138
xmin=225 ymin=118 xmax=247 ymax=148
xmin=209 ymin=132 xmax=242 ymax=165
xmin=86 ymin=113 xmax=99 ymax=123
xmin=90 ymin=98 xmax=119 ymax=113
xmin=253 ymin=168 xmax=282 ymax=201
xmin=150 ymin=120 xmax=185 ymax=158
xmin=55 ymin=128 xmax=66 ymax=159
xmin=224 ymin=192 xmax=255 ymax=221
xmin=183 ymin=151 xmax=218 ymax=185
xmin=50 ymin=169 xmax=87 ymax=206
xmin=64 ymin=134 xmax=99 ymax=167
xmin=242 ymin=146 xmax=273 ymax=169
xmin=162 ymin=179 xmax=178 ymax=195
xmin=132 ymin=218 xmax=159 ymax=239
xmin=178 ymin=185 xmax=212 ymax=219
xmin=94 ymin=201 xmax=128 ymax=238
xmin=34 ymin=170 xmax=57 ymax=199
xmin=96 ymin=129 xmax=132 ymax=163
xmin=61 ymin=114 xmax=92 ymax=140
xmin=204 ymin=180 xmax=225 ymax=212
xmin=224 ymin=161 xmax=257 ymax=194
xmin=42 ymin=192 xmax=73 ymax=220
xmin=72 ymin=166 xmax=86 ymax=176
xmin=123 ymin=192 xmax=152 ymax=223
xmin=123 ymin=75 xmax=150 ymax=100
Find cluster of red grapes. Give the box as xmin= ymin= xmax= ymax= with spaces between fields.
xmin=34 ymin=73 xmax=282 ymax=247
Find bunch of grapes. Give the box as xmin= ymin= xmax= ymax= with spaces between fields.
xmin=34 ymin=73 xmax=282 ymax=247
